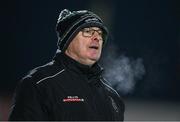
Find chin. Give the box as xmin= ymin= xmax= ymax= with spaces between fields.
xmin=89 ymin=56 xmax=100 ymax=62
xmin=86 ymin=52 xmax=101 ymax=62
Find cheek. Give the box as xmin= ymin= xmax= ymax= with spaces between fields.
xmin=98 ymin=42 xmax=103 ymax=53
xmin=78 ymin=42 xmax=88 ymax=54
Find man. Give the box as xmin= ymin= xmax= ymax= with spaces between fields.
xmin=9 ymin=9 xmax=125 ymax=121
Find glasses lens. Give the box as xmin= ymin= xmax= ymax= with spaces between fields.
xmin=82 ymin=28 xmax=93 ymax=37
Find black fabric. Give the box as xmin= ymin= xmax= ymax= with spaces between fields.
xmin=9 ymin=52 xmax=125 ymax=121
xmin=56 ymin=9 xmax=108 ymax=51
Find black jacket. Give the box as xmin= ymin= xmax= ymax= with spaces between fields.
xmin=9 ymin=52 xmax=125 ymax=121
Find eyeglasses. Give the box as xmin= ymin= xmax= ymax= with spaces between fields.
xmin=81 ymin=28 xmax=103 ymax=40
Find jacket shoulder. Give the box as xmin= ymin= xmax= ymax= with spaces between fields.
xmin=100 ymin=78 xmax=120 ymax=97
xmin=22 ymin=61 xmax=65 ymax=84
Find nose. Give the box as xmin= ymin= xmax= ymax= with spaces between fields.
xmin=91 ymin=31 xmax=102 ymax=42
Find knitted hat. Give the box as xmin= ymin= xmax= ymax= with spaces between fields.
xmin=56 ymin=9 xmax=108 ymax=52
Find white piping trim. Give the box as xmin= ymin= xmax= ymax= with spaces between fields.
xmin=36 ymin=69 xmax=65 ymax=84
xmin=100 ymin=78 xmax=120 ymax=97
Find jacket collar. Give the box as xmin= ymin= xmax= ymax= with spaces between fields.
xmin=53 ymin=51 xmax=104 ymax=84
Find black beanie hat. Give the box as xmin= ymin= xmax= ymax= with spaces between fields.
xmin=56 ymin=9 xmax=108 ymax=52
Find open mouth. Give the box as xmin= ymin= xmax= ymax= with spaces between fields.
xmin=89 ymin=45 xmax=99 ymax=50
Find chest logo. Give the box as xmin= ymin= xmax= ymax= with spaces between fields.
xmin=63 ymin=96 xmax=84 ymax=102
xmin=109 ymin=96 xmax=119 ymax=112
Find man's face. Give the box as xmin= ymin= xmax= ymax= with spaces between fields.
xmin=65 ymin=27 xmax=103 ymax=66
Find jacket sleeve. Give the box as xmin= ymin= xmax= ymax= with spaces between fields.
xmin=101 ymin=78 xmax=125 ymax=121
xmin=8 ymin=77 xmax=45 ymax=120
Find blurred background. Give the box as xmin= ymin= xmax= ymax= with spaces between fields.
xmin=1 ymin=0 xmax=180 ymax=120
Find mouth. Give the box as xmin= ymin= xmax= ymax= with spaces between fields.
xmin=89 ymin=45 xmax=99 ymax=50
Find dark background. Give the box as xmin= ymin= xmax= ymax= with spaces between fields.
xmin=1 ymin=0 xmax=180 ymax=120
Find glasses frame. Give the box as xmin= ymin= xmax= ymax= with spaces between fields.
xmin=81 ymin=27 xmax=103 ymax=41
